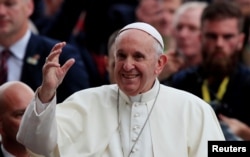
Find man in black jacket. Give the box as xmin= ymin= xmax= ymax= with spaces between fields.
xmin=0 ymin=0 xmax=90 ymax=103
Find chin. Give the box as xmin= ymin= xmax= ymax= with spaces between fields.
xmin=121 ymin=86 xmax=138 ymax=95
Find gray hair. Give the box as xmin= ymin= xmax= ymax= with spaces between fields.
xmin=172 ymin=1 xmax=208 ymax=28
xmin=152 ymin=39 xmax=164 ymax=58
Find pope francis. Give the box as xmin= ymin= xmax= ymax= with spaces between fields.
xmin=17 ymin=22 xmax=225 ymax=157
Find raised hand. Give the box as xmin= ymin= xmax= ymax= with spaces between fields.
xmin=38 ymin=42 xmax=75 ymax=103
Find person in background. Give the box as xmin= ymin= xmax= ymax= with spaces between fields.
xmin=0 ymin=0 xmax=90 ymax=103
xmin=232 ymin=0 xmax=250 ymax=67
xmin=171 ymin=1 xmax=250 ymax=140
xmin=0 ymin=81 xmax=34 ymax=157
xmin=136 ymin=0 xmax=183 ymax=52
xmin=17 ymin=22 xmax=224 ymax=157
xmin=104 ymin=30 xmax=120 ymax=84
xmin=159 ymin=1 xmax=208 ymax=83
xmin=213 ymin=0 xmax=250 ymax=67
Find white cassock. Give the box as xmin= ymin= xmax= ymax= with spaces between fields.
xmin=17 ymin=80 xmax=225 ymax=157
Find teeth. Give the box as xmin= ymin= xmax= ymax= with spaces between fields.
xmin=123 ymin=74 xmax=137 ymax=79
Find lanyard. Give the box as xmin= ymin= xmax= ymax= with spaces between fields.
xmin=201 ymin=77 xmax=229 ymax=103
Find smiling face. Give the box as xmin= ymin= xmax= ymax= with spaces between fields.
xmin=114 ymin=29 xmax=167 ymax=96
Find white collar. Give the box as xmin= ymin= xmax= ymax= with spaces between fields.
xmin=1 ymin=144 xmax=15 ymax=157
xmin=119 ymin=79 xmax=160 ymax=103
xmin=0 ymin=29 xmax=31 ymax=60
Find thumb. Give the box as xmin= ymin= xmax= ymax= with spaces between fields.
xmin=61 ymin=58 xmax=75 ymax=74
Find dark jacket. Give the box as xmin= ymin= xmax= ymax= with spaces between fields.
xmin=170 ymin=64 xmax=250 ymax=126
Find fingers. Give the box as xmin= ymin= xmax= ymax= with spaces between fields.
xmin=44 ymin=42 xmax=75 ymax=71
xmin=46 ymin=42 xmax=66 ymax=62
xmin=39 ymin=42 xmax=74 ymax=103
xmin=44 ymin=42 xmax=76 ymax=71
xmin=61 ymin=58 xmax=75 ymax=74
xmin=51 ymin=41 xmax=66 ymax=52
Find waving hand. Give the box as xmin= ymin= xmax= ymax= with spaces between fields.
xmin=38 ymin=42 xmax=75 ymax=103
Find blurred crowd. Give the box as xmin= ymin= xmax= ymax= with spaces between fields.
xmin=1 ymin=0 xmax=250 ymax=156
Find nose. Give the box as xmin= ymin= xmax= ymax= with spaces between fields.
xmin=178 ymin=27 xmax=189 ymax=38
xmin=215 ymin=37 xmax=224 ymax=48
xmin=122 ymin=58 xmax=135 ymax=71
xmin=0 ymin=5 xmax=7 ymax=15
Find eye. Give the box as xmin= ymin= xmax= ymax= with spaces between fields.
xmin=116 ymin=52 xmax=126 ymax=61
xmin=223 ymin=34 xmax=235 ymax=40
xmin=169 ymin=9 xmax=175 ymax=15
xmin=188 ymin=25 xmax=199 ymax=32
xmin=176 ymin=25 xmax=184 ymax=31
xmin=134 ymin=53 xmax=145 ymax=61
xmin=4 ymin=0 xmax=16 ymax=7
xmin=13 ymin=110 xmax=25 ymax=118
xmin=205 ymin=33 xmax=217 ymax=40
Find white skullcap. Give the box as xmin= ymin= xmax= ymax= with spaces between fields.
xmin=118 ymin=22 xmax=164 ymax=49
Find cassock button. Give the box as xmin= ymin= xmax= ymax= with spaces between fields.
xmin=132 ymin=137 xmax=137 ymax=142
xmin=132 ymin=148 xmax=138 ymax=153
xmin=134 ymin=113 xmax=140 ymax=117
xmin=133 ymin=125 xmax=140 ymax=130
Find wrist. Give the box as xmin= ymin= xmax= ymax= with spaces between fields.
xmin=37 ymin=86 xmax=55 ymax=103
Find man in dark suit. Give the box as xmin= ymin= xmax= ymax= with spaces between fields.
xmin=0 ymin=0 xmax=90 ymax=103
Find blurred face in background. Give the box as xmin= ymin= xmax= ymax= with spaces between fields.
xmin=0 ymin=0 xmax=33 ymax=43
xmin=173 ymin=8 xmax=203 ymax=60
xmin=201 ymin=18 xmax=244 ymax=75
xmin=44 ymin=0 xmax=64 ymax=16
xmin=214 ymin=0 xmax=250 ymax=16
xmin=136 ymin=0 xmax=182 ymax=38
xmin=0 ymin=82 xmax=34 ymax=142
xmin=232 ymin=0 xmax=250 ymax=15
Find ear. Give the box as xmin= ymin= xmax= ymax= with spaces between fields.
xmin=25 ymin=0 xmax=34 ymax=17
xmin=237 ymin=33 xmax=245 ymax=50
xmin=104 ymin=55 xmax=109 ymax=72
xmin=198 ymin=32 xmax=202 ymax=42
xmin=155 ymin=54 xmax=167 ymax=75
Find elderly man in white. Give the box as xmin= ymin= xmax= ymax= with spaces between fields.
xmin=17 ymin=22 xmax=225 ymax=157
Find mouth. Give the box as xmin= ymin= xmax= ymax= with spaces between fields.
xmin=122 ymin=73 xmax=140 ymax=79
xmin=213 ymin=51 xmax=225 ymax=57
xmin=0 ymin=20 xmax=8 ymax=27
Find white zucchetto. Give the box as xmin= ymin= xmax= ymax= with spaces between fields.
xmin=118 ymin=22 xmax=164 ymax=50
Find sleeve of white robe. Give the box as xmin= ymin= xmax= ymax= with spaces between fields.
xmin=16 ymin=91 xmax=58 ymax=156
